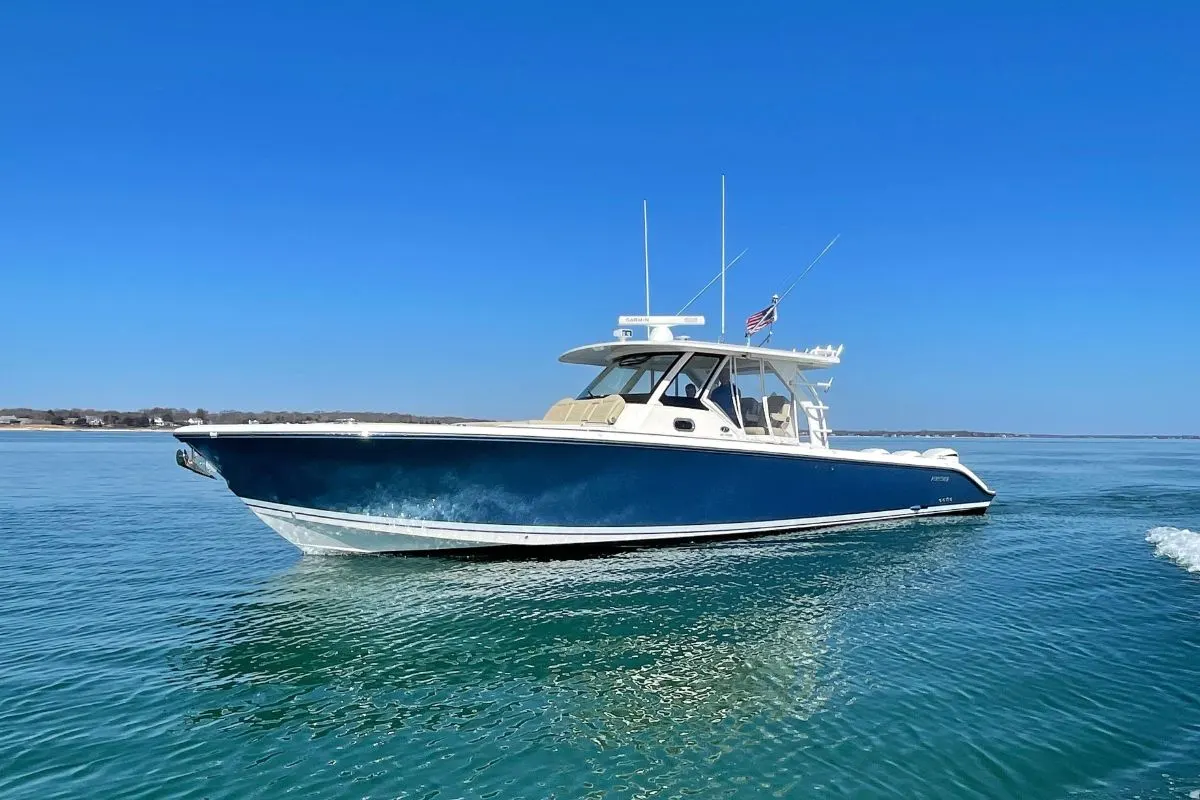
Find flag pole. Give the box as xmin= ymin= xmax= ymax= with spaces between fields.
xmin=746 ymin=294 xmax=781 ymax=346
xmin=764 ymin=293 xmax=779 ymax=345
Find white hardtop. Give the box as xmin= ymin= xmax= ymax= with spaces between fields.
xmin=560 ymin=339 xmax=843 ymax=373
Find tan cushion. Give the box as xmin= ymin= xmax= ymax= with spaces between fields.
xmin=542 ymin=395 xmax=626 ymax=426
xmin=563 ymin=400 xmax=589 ymax=423
xmin=543 ymin=398 xmax=574 ymax=423
xmin=583 ymin=394 xmax=625 ymax=424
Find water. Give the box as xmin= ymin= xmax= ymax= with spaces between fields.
xmin=1 ymin=432 xmax=1198 ymax=799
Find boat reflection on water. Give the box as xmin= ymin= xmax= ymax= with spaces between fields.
xmin=176 ymin=516 xmax=983 ymax=751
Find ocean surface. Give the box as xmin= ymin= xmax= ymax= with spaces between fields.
xmin=1 ymin=431 xmax=1198 ymax=799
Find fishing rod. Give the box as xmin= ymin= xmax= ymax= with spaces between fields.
xmin=776 ymin=234 xmax=840 ymax=306
xmin=751 ymin=234 xmax=841 ymax=346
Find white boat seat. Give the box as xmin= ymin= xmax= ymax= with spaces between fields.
xmin=766 ymin=394 xmax=792 ymax=435
xmin=744 ymin=426 xmax=769 ymax=436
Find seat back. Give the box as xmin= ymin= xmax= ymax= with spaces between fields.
xmin=541 ymin=396 xmax=626 ymax=426
xmin=584 ymin=394 xmax=625 ymax=424
xmin=766 ymin=394 xmax=792 ymax=435
xmin=563 ymin=400 xmax=590 ymax=423
xmin=543 ymin=398 xmax=574 ymax=423
xmin=739 ymin=397 xmax=763 ymax=427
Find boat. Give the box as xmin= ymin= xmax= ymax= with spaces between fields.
xmin=173 ymin=315 xmax=995 ymax=554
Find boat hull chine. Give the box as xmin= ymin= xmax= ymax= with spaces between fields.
xmin=246 ymin=498 xmax=992 ymax=555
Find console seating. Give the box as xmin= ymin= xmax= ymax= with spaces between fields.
xmin=767 ymin=395 xmax=792 ymax=436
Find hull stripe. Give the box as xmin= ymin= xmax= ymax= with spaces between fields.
xmin=244 ymin=497 xmax=992 ymax=549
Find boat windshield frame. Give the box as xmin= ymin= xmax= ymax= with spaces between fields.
xmin=576 ymin=352 xmax=683 ymax=404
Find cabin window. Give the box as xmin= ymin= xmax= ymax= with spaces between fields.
xmin=577 ymin=353 xmax=680 ymax=404
xmin=660 ymin=353 xmax=722 ymax=409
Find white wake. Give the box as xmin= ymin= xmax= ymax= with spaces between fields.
xmin=1146 ymin=527 xmax=1200 ymax=573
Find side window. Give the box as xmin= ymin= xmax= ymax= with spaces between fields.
xmin=706 ymin=361 xmax=742 ymax=426
xmin=661 ymin=354 xmax=722 ymax=409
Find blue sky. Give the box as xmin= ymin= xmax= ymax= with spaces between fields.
xmin=1 ymin=2 xmax=1197 ymax=433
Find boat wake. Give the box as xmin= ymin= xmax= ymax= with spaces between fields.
xmin=1146 ymin=526 xmax=1200 ymax=573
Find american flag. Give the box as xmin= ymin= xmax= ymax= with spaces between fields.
xmin=745 ymin=301 xmax=778 ymax=337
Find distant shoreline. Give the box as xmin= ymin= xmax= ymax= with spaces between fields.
xmin=2 ymin=423 xmax=1196 ymax=440
xmin=0 ymin=408 xmax=475 ymax=431
xmin=2 ymin=425 xmax=175 ymax=432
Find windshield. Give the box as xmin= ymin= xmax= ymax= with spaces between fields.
xmin=577 ymin=353 xmax=681 ymax=403
xmin=660 ymin=353 xmax=722 ymax=409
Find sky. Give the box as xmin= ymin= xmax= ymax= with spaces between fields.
xmin=1 ymin=2 xmax=1198 ymax=434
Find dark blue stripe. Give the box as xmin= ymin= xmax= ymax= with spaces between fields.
xmin=177 ymin=433 xmax=993 ymax=527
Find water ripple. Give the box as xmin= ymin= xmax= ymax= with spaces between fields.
xmin=1 ymin=434 xmax=1200 ymax=798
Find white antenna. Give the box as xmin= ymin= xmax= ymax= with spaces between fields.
xmin=720 ymin=174 xmax=727 ymax=342
xmin=642 ymin=199 xmax=651 ymax=338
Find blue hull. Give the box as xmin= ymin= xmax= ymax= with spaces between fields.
xmin=178 ymin=433 xmax=993 ymax=529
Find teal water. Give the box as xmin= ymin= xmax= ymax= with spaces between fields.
xmin=1 ymin=432 xmax=1198 ymax=799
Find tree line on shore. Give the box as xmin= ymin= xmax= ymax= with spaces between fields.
xmin=0 ymin=408 xmax=473 ymax=428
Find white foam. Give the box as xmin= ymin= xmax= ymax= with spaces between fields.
xmin=1146 ymin=527 xmax=1200 ymax=573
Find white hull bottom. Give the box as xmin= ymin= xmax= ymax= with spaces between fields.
xmin=245 ymin=499 xmax=992 ymax=555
